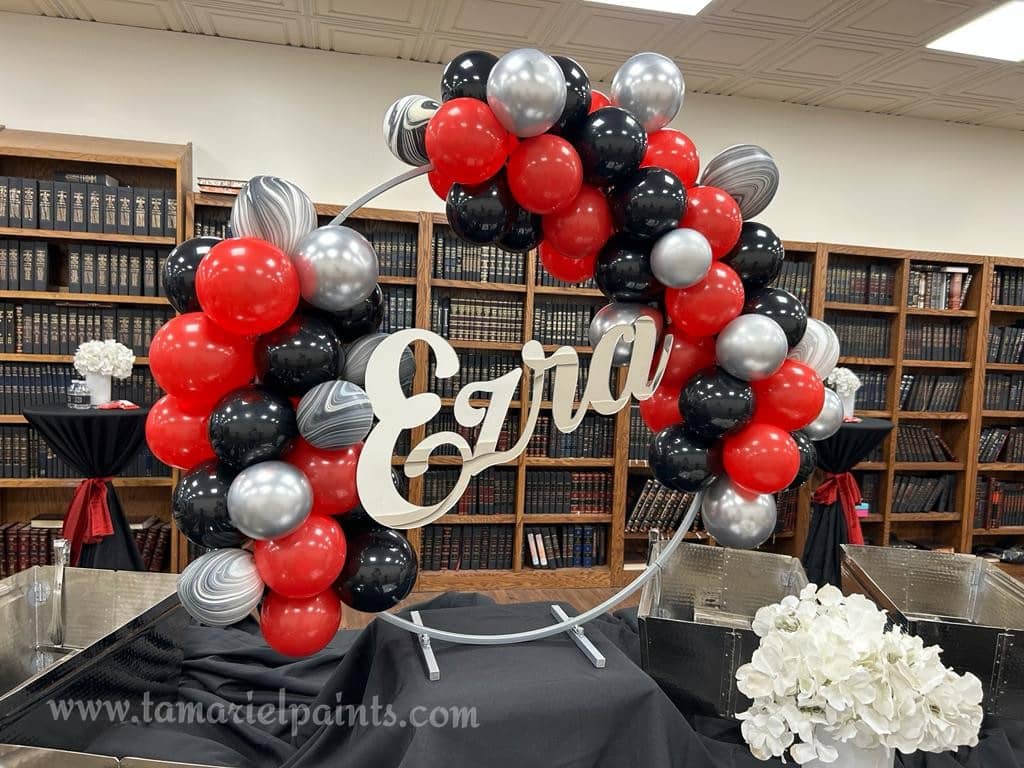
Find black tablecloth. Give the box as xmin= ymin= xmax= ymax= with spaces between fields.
xmin=82 ymin=594 xmax=1024 ymax=768
xmin=22 ymin=404 xmax=148 ymax=570
xmin=803 ymin=418 xmax=893 ymax=586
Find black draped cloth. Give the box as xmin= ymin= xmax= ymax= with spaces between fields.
xmin=802 ymin=417 xmax=893 ymax=587
xmin=22 ymin=404 xmax=148 ymax=570
xmin=82 ymin=594 xmax=1023 ymax=768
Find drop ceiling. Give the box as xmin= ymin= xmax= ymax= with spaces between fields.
xmin=3 ymin=0 xmax=1022 ymax=130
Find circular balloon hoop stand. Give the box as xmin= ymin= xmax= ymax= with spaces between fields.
xmin=337 ymin=164 xmax=700 ymax=672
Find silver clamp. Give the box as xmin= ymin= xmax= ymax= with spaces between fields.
xmin=551 ymin=604 xmax=606 ymax=669
xmin=410 ymin=610 xmax=440 ymax=681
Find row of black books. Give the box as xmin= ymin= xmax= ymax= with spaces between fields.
xmin=538 ymin=356 xmax=613 ymax=402
xmin=774 ymin=259 xmax=813 ymax=309
xmin=525 ymin=524 xmax=607 ymax=569
xmin=905 ymin=265 xmax=973 ymax=310
xmin=979 ymin=427 xmax=1024 ymax=464
xmin=824 ymin=313 xmax=890 ymax=358
xmin=524 ymin=470 xmax=612 ymax=515
xmin=899 ymin=373 xmax=964 ymax=412
xmin=975 ymin=478 xmax=1024 ymax=529
xmin=526 ymin=412 xmax=615 ymax=458
xmin=626 ymin=479 xmax=693 ymax=533
xmin=428 ymin=350 xmax=522 ymax=398
xmin=421 ymin=468 xmax=517 ymax=515
xmin=432 ymin=227 xmax=525 ymax=284
xmin=825 ymin=259 xmax=897 ymax=306
xmin=426 ymin=408 xmax=520 ymax=455
xmin=984 ymin=373 xmax=1024 ymax=411
xmin=1 ymin=425 xmax=170 ymax=478
xmin=532 ymin=297 xmax=600 ymax=346
xmin=344 ymin=219 xmax=418 ymax=279
xmin=193 ymin=207 xmax=232 ymax=240
xmin=987 ymin=324 xmax=1024 ymax=364
xmin=891 ymin=473 xmax=956 ymax=514
xmin=430 ymin=294 xmax=523 ymax=343
xmin=419 ymin=524 xmax=514 ymax=571
xmin=991 ymin=267 xmax=1024 ymax=307
xmin=0 ymin=175 xmax=176 ymax=237
xmin=850 ymin=369 xmax=888 ymax=410
xmin=68 ymin=243 xmax=171 ymax=296
xmin=628 ymin=405 xmax=646 ymax=461
xmin=904 ymin=318 xmax=966 ymax=361
xmin=0 ymin=240 xmax=49 ymax=290
xmin=378 ymin=285 xmax=415 ymax=335
xmin=0 ymin=364 xmax=161 ymax=413
xmin=854 ymin=471 xmax=881 ymax=510
xmin=895 ymin=424 xmax=954 ymax=462
xmin=1 ymin=302 xmax=175 ymax=356
xmin=775 ymin=488 xmax=798 ymax=534
xmin=535 ymin=267 xmax=597 ymax=290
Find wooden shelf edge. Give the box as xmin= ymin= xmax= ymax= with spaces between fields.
xmin=0 ymin=353 xmax=149 ymax=365
xmin=0 ymin=225 xmax=174 ymax=245
xmin=0 ymin=477 xmax=173 ymax=488
xmin=0 ymin=289 xmax=170 ymax=305
xmin=973 ymin=527 xmax=1024 ymax=536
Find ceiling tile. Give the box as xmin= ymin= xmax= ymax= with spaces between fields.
xmin=552 ymin=7 xmax=669 ymax=54
xmin=728 ymin=78 xmax=824 ymax=102
xmin=828 ymin=0 xmax=983 ymax=44
xmin=868 ymin=53 xmax=985 ymax=91
xmin=900 ymin=98 xmax=1001 ymax=122
xmin=316 ymin=21 xmax=412 ymax=57
xmin=771 ymin=39 xmax=898 ymax=82
xmin=704 ymin=0 xmax=853 ymax=32
xmin=814 ymin=87 xmax=917 ymax=113
xmin=959 ymin=69 xmax=1024 ymax=102
xmin=981 ymin=112 xmax=1024 ymax=130
xmin=189 ymin=5 xmax=302 ymax=45
xmin=311 ymin=0 xmax=426 ymax=25
xmin=0 ymin=0 xmax=62 ymax=14
xmin=67 ymin=0 xmax=187 ymax=29
xmin=672 ymin=24 xmax=783 ymax=69
xmin=437 ymin=0 xmax=561 ymax=42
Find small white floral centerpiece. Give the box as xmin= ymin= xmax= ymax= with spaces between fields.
xmin=736 ymin=584 xmax=983 ymax=766
xmin=826 ymin=367 xmax=861 ymax=420
xmin=73 ymin=340 xmax=135 ymax=405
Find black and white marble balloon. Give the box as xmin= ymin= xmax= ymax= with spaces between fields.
xmin=230 ymin=175 xmax=318 ymax=256
xmin=342 ymin=332 xmax=416 ymax=391
xmin=176 ymin=548 xmax=264 ymax=627
xmin=699 ymin=144 xmax=779 ymax=220
xmin=383 ymin=94 xmax=439 ymax=166
xmin=296 ymin=380 xmax=374 ymax=450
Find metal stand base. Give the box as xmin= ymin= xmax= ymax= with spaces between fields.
xmin=411 ymin=610 xmax=439 ymax=681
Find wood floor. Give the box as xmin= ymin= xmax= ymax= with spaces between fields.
xmin=340 ymin=587 xmax=641 ymax=630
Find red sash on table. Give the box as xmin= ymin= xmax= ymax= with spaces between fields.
xmin=812 ymin=472 xmax=864 ymax=545
xmin=63 ymin=477 xmax=114 ymax=565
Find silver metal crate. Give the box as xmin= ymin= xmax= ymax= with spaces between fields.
xmin=841 ymin=544 xmax=1024 ymax=717
xmin=638 ymin=542 xmax=808 ymax=718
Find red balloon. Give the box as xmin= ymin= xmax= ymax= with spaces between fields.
xmin=723 ymin=423 xmax=800 ymax=494
xmin=260 ymin=589 xmax=341 ymax=657
xmin=679 ymin=186 xmax=742 ymax=259
xmin=589 ymin=90 xmax=610 ymax=112
xmin=145 ymin=394 xmax=215 ymax=470
xmin=196 ymin=238 xmax=300 ymax=336
xmin=664 ymin=263 xmax=745 ymax=337
xmin=752 ymin=360 xmax=825 ymax=432
xmin=657 ymin=329 xmax=717 ymax=390
xmin=542 ymin=186 xmax=613 ymax=258
xmin=255 ymin=515 xmax=347 ymax=598
xmin=427 ymin=168 xmax=454 ymax=201
xmin=538 ymin=241 xmax=596 ymax=284
xmin=285 ymin=438 xmax=362 ymax=516
xmin=639 ymin=380 xmax=683 ymax=432
xmin=507 ymin=135 xmax=583 ymax=215
xmin=425 ymin=98 xmax=510 ymax=185
xmin=642 ymin=130 xmax=700 ymax=188
xmin=149 ymin=312 xmax=256 ymax=408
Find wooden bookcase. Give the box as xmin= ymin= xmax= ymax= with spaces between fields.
xmin=0 ymin=128 xmax=192 ymax=571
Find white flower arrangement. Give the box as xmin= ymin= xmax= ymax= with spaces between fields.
xmin=73 ymin=340 xmax=135 ymax=379
xmin=736 ymin=584 xmax=983 ymax=764
xmin=826 ymin=367 xmax=861 ymax=398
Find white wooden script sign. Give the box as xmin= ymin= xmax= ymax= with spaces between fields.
xmin=357 ymin=317 xmax=671 ymax=529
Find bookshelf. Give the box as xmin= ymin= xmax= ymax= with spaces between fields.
xmin=0 ymin=128 xmax=192 ymax=575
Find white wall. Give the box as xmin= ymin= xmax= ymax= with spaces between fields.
xmin=2 ymin=12 xmax=1022 ymax=257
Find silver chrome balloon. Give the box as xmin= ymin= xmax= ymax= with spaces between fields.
xmin=227 ymin=461 xmax=312 ymax=541
xmin=588 ymin=302 xmax=663 ymax=367
xmin=230 ymin=175 xmax=317 ymax=257
xmin=804 ymin=388 xmax=844 ymax=441
xmin=650 ymin=227 xmax=712 ymax=288
xmin=293 ymin=226 xmax=380 ymax=313
xmin=715 ymin=314 xmax=788 ymax=382
xmin=176 ymin=548 xmax=264 ymax=627
xmin=486 ymin=48 xmax=567 ymax=137
xmin=701 ymin=476 xmax=777 ymax=550
xmin=610 ymin=52 xmax=685 ymax=132
xmin=789 ymin=318 xmax=841 ymax=379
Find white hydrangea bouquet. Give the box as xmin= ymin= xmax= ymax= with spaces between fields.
xmin=736 ymin=584 xmax=983 ymax=766
xmin=73 ymin=339 xmax=135 ymax=378
xmin=826 ymin=367 xmax=861 ymax=398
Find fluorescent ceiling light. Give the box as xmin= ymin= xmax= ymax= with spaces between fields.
xmin=927 ymin=1 xmax=1024 ymax=62
xmin=583 ymin=0 xmax=714 ymax=15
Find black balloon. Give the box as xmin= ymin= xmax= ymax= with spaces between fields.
xmin=595 ymin=233 xmax=663 ymax=302
xmin=171 ymin=460 xmax=244 ymax=549
xmin=574 ymin=107 xmax=647 ymax=186
xmin=162 ymin=236 xmax=220 ymax=314
xmin=208 ymin=386 xmax=297 ymax=469
xmin=496 ymin=205 xmax=543 ymax=253
xmin=788 ymin=431 xmax=817 ymax=490
xmin=722 ymin=222 xmax=785 ymax=292
xmin=317 ymin=285 xmax=385 ymax=343
xmin=446 ymin=174 xmax=514 ymax=245
xmin=255 ymin=314 xmax=342 ymax=397
xmin=678 ymin=368 xmax=754 ymax=442
xmin=333 ymin=528 xmax=418 ymax=613
xmin=649 ymin=424 xmax=715 ymax=492
xmin=441 ymin=50 xmax=498 ymax=102
xmin=744 ymin=287 xmax=808 ymax=347
xmin=550 ymin=55 xmax=592 ymax=137
xmin=609 ymin=167 xmax=687 ymax=240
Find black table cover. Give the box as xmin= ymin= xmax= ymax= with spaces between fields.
xmin=803 ymin=417 xmax=893 ymax=586
xmin=21 ymin=404 xmax=148 ymax=570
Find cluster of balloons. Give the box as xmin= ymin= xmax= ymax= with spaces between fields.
xmin=148 ymin=176 xmax=418 ymax=656
xmin=382 ymin=47 xmax=846 ymax=550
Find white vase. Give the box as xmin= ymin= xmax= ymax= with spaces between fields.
xmin=840 ymin=391 xmax=856 ymax=420
xmin=805 ymin=735 xmax=895 ymax=768
xmin=85 ymin=373 xmax=112 ymax=405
